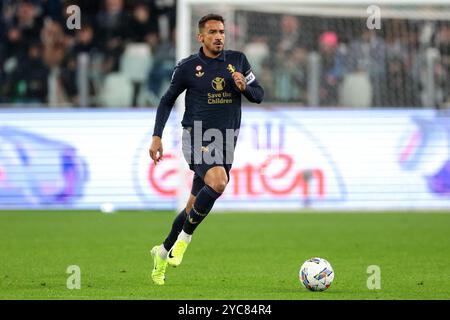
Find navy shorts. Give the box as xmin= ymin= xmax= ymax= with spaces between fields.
xmin=182 ymin=126 xmax=234 ymax=196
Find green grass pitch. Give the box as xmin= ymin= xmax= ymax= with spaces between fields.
xmin=0 ymin=210 xmax=449 ymax=300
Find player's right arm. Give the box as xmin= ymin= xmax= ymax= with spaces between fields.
xmin=150 ymin=63 xmax=186 ymax=165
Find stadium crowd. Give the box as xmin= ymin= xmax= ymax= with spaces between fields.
xmin=242 ymin=13 xmax=450 ymax=108
xmin=0 ymin=0 xmax=176 ymax=106
xmin=0 ymin=0 xmax=449 ymax=108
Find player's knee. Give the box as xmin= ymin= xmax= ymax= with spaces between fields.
xmin=209 ymin=179 xmax=227 ymax=194
xmin=204 ymin=167 xmax=228 ymax=193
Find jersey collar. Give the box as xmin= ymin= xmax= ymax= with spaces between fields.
xmin=198 ymin=47 xmax=226 ymax=63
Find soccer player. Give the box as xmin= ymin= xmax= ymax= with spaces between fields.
xmin=148 ymin=13 xmax=264 ymax=285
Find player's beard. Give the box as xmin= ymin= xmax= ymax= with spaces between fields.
xmin=209 ymin=42 xmax=224 ymax=55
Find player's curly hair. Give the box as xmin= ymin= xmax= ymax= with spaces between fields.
xmin=198 ymin=14 xmax=225 ymax=30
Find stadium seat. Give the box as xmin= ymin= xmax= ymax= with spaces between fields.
xmin=99 ymin=73 xmax=133 ymax=107
xmin=339 ymin=72 xmax=372 ymax=108
xmin=119 ymin=43 xmax=154 ymax=106
xmin=243 ymin=41 xmax=269 ymax=75
xmin=120 ymin=43 xmax=153 ymax=83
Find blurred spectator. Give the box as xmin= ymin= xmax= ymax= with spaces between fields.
xmin=40 ymin=19 xmax=70 ymax=105
xmin=2 ymin=41 xmax=49 ymax=103
xmin=41 ymin=18 xmax=67 ymax=68
xmin=129 ymin=1 xmax=159 ymax=47
xmin=435 ymin=23 xmax=450 ymax=107
xmin=42 ymin=0 xmax=63 ymax=23
xmin=71 ymin=22 xmax=97 ymax=55
xmin=263 ymin=14 xmax=313 ymax=103
xmin=2 ymin=1 xmax=17 ymax=26
xmin=152 ymin=0 xmax=176 ymax=42
xmin=4 ymin=26 xmax=26 ymax=62
xmin=3 ymin=0 xmax=43 ymax=61
xmin=384 ymin=56 xmax=419 ymax=106
xmin=278 ymin=15 xmax=304 ymax=54
xmin=60 ymin=21 xmax=99 ymax=105
xmin=14 ymin=0 xmax=43 ymax=48
xmin=272 ymin=47 xmax=308 ymax=103
xmin=1 ymin=1 xmax=46 ymax=104
xmin=147 ymin=30 xmax=176 ymax=102
xmin=383 ymin=20 xmax=420 ymax=107
xmin=318 ymin=31 xmax=345 ymax=106
xmin=347 ymin=29 xmax=388 ymax=107
xmin=96 ymin=0 xmax=131 ymax=73
xmin=385 ymin=20 xmax=409 ymax=62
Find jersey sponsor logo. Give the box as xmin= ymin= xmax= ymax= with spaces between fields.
xmin=245 ymin=71 xmax=256 ymax=85
xmin=207 ymin=91 xmax=233 ymax=104
xmin=212 ymin=77 xmax=226 ymax=91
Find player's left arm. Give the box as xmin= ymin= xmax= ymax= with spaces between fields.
xmin=234 ymin=53 xmax=264 ymax=104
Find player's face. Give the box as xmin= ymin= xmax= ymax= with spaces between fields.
xmin=198 ymin=20 xmax=225 ymax=56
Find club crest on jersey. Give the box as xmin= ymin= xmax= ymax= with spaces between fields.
xmin=227 ymin=64 xmax=236 ymax=74
xmin=195 ymin=65 xmax=204 ymax=77
xmin=212 ymin=77 xmax=225 ymax=91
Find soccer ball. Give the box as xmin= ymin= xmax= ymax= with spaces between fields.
xmin=299 ymin=257 xmax=334 ymax=292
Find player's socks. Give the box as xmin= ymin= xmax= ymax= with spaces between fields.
xmin=167 ymin=232 xmax=191 ymax=267
xmin=178 ymin=230 xmax=192 ymax=243
xmin=159 ymin=245 xmax=168 ymax=260
xmin=182 ymin=185 xmax=222 ymax=234
xmin=162 ymin=209 xmax=187 ymax=252
xmin=167 ymin=186 xmax=221 ymax=267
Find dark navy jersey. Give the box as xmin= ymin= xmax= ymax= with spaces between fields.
xmin=153 ymin=47 xmax=264 ymax=137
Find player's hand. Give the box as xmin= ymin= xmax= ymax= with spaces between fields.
xmin=149 ymin=136 xmax=164 ymax=165
xmin=232 ymin=72 xmax=246 ymax=91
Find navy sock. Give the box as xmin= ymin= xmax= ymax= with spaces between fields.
xmin=163 ymin=209 xmax=187 ymax=251
xmin=183 ymin=185 xmax=222 ymax=235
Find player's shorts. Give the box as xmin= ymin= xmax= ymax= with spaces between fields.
xmin=182 ymin=126 xmax=234 ymax=195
